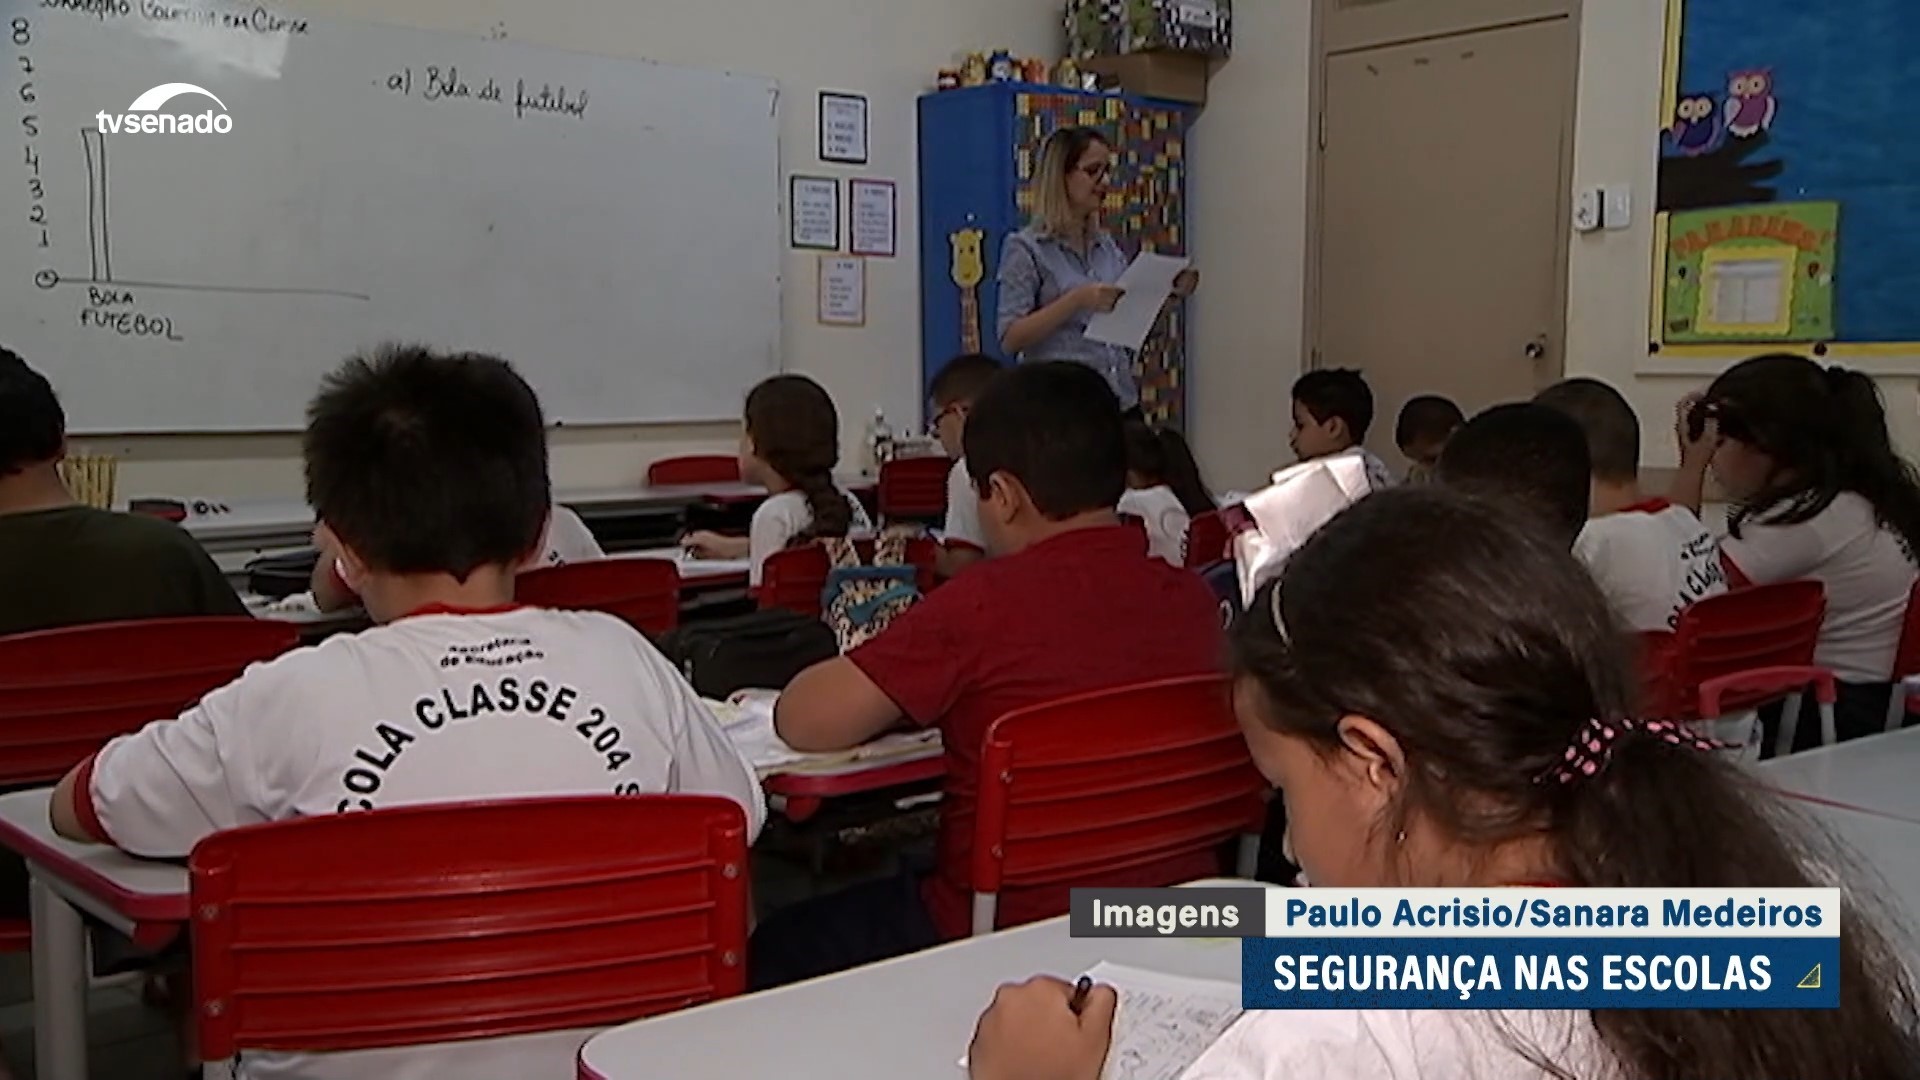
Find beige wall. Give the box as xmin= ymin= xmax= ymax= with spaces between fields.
xmin=75 ymin=0 xmax=1063 ymax=501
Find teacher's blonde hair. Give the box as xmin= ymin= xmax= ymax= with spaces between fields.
xmin=1029 ymin=126 xmax=1110 ymax=238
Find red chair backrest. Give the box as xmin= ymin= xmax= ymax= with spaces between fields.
xmin=191 ymin=795 xmax=748 ymax=1060
xmin=877 ymin=457 xmax=951 ymax=522
xmin=1889 ymin=579 xmax=1920 ymax=682
xmin=1184 ymin=509 xmax=1229 ymax=569
xmin=972 ymin=675 xmax=1266 ymax=897
xmin=0 ymin=617 xmax=298 ymax=786
xmin=646 ymin=455 xmax=740 ymax=487
xmin=516 ymin=559 xmax=681 ymax=636
xmin=1650 ymin=580 xmax=1825 ymax=719
xmin=757 ymin=537 xmax=938 ymax=617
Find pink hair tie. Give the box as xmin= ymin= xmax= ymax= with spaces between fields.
xmin=1539 ymin=716 xmax=1724 ymax=786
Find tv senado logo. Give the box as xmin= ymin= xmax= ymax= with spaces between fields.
xmin=95 ymin=83 xmax=232 ymax=134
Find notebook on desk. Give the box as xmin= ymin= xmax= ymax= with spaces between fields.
xmin=960 ymin=962 xmax=1244 ymax=1080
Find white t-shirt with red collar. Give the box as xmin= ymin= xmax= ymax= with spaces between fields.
xmin=329 ymin=503 xmax=604 ymax=595
xmin=1719 ymin=492 xmax=1918 ymax=682
xmin=1573 ymin=499 xmax=1727 ymax=633
xmin=71 ymin=604 xmax=765 ymax=1080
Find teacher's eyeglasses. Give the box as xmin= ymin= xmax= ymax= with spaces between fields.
xmin=1077 ymin=161 xmax=1111 ymax=182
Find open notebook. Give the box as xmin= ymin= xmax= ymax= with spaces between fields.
xmin=961 ymin=962 xmax=1244 ymax=1080
xmin=705 ymin=689 xmax=941 ymax=774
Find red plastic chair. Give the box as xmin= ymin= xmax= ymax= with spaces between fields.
xmin=756 ymin=537 xmax=938 ymax=617
xmin=1639 ymin=580 xmax=1835 ymax=757
xmin=645 ymin=455 xmax=740 ymax=487
xmin=0 ymin=617 xmax=299 ymax=787
xmin=0 ymin=616 xmax=297 ymax=954
xmin=1184 ymin=509 xmax=1229 ymax=569
xmin=877 ymin=457 xmax=951 ymax=524
xmin=191 ymin=795 xmax=748 ymax=1070
xmin=969 ymin=676 xmax=1267 ymax=935
xmin=516 ymin=559 xmax=682 ymax=636
xmin=1883 ymin=579 xmax=1920 ymax=733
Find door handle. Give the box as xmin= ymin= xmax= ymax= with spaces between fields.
xmin=1524 ymin=335 xmax=1549 ymax=361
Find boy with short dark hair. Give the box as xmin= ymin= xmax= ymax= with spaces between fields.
xmin=51 ymin=344 xmax=763 ymax=1080
xmin=0 ymin=347 xmax=244 ymax=637
xmin=1289 ymin=368 xmax=1395 ymax=490
xmin=1437 ymin=403 xmax=1593 ymax=549
xmin=1394 ymin=394 xmax=1466 ymax=485
xmin=757 ymin=361 xmax=1222 ymax=987
xmin=1535 ymin=377 xmax=1726 ymax=630
xmin=927 ymin=353 xmax=1003 ymax=577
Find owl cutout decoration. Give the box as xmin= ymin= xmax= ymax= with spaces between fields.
xmin=1669 ymin=92 xmax=1724 ymax=156
xmin=1724 ymin=69 xmax=1778 ymax=138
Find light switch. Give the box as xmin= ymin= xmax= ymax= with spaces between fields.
xmin=1603 ymin=185 xmax=1633 ymax=231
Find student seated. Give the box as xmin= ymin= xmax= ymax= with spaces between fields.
xmin=1393 ymin=394 xmax=1464 ymax=485
xmin=1535 ymin=377 xmax=1725 ymax=631
xmin=928 ymin=353 xmax=1004 ymax=578
xmin=963 ymin=487 xmax=1920 ymax=1080
xmin=1436 ymin=403 xmax=1591 ymax=549
xmin=755 ymin=362 xmax=1222 ymax=988
xmin=1289 ymin=368 xmax=1394 ymax=490
xmin=1673 ymin=354 xmax=1920 ymax=744
xmin=1119 ymin=419 xmax=1216 ymax=566
xmin=0 ymin=347 xmax=244 ymax=638
xmin=50 ymin=345 xmax=765 ymax=1080
xmin=684 ymin=373 xmax=870 ymax=585
xmin=312 ymin=501 xmax=602 ymax=612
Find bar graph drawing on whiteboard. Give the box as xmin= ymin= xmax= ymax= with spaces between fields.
xmin=32 ymin=130 xmax=371 ymax=302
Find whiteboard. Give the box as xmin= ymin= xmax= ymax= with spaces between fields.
xmin=2 ymin=1 xmax=781 ymax=432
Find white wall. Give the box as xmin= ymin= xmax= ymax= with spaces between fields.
xmin=1187 ymin=0 xmax=1315 ymax=491
xmin=73 ymin=0 xmax=1063 ymax=500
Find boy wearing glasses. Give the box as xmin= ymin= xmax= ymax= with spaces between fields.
xmin=929 ymin=353 xmax=1003 ymax=577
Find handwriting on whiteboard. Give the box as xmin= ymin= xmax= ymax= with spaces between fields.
xmin=382 ymin=66 xmax=589 ymax=121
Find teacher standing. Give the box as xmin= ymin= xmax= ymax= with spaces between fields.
xmin=995 ymin=125 xmax=1197 ymax=411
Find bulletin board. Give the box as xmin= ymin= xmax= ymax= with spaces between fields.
xmin=1652 ymin=0 xmax=1920 ymax=362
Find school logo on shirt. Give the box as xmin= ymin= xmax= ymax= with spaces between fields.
xmin=96 ymin=83 xmax=233 ymax=134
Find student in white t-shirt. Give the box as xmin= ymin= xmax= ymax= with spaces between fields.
xmin=1289 ymin=368 xmax=1395 ymax=492
xmin=928 ymin=353 xmax=1003 ymax=577
xmin=52 ymin=345 xmax=765 ymax=1080
xmin=1674 ymin=355 xmax=1920 ymax=745
xmin=1435 ymin=403 xmax=1591 ymax=549
xmin=963 ymin=489 xmax=1918 ymax=1080
xmin=311 ymin=501 xmax=603 ymax=612
xmin=1118 ymin=418 xmax=1215 ymax=566
xmin=1536 ymin=378 xmax=1726 ymax=631
xmin=683 ymin=373 xmax=870 ymax=586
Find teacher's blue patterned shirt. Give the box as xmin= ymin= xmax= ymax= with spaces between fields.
xmin=995 ymin=227 xmax=1138 ymax=408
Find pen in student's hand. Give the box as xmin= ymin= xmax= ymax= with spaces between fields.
xmin=1067 ymin=975 xmax=1094 ymax=1016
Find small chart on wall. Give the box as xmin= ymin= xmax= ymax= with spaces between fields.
xmin=1653 ymin=0 xmax=1920 ymax=361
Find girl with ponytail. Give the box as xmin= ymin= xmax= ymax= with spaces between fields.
xmin=1672 ymin=354 xmax=1920 ymax=743
xmin=1119 ymin=419 xmax=1216 ymax=566
xmin=964 ymin=487 xmax=1919 ymax=1080
xmin=683 ymin=374 xmax=870 ymax=585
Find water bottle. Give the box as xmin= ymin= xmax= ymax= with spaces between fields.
xmin=867 ymin=407 xmax=894 ymax=473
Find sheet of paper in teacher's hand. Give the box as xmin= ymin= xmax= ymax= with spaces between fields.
xmin=1083 ymin=251 xmax=1191 ymax=351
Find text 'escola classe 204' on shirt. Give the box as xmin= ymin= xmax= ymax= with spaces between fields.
xmin=1068 ymin=887 xmax=1840 ymax=1011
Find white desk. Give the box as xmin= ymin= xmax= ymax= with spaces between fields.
xmin=610 ymin=547 xmax=752 ymax=588
xmin=1794 ymin=800 xmax=1920 ymax=964
xmin=577 ymin=878 xmax=1255 ymax=1080
xmin=0 ymin=789 xmax=188 ymax=1080
xmin=1763 ymin=728 xmax=1920 ymax=825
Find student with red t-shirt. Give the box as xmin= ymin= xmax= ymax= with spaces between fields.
xmin=756 ymin=361 xmax=1223 ymax=988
